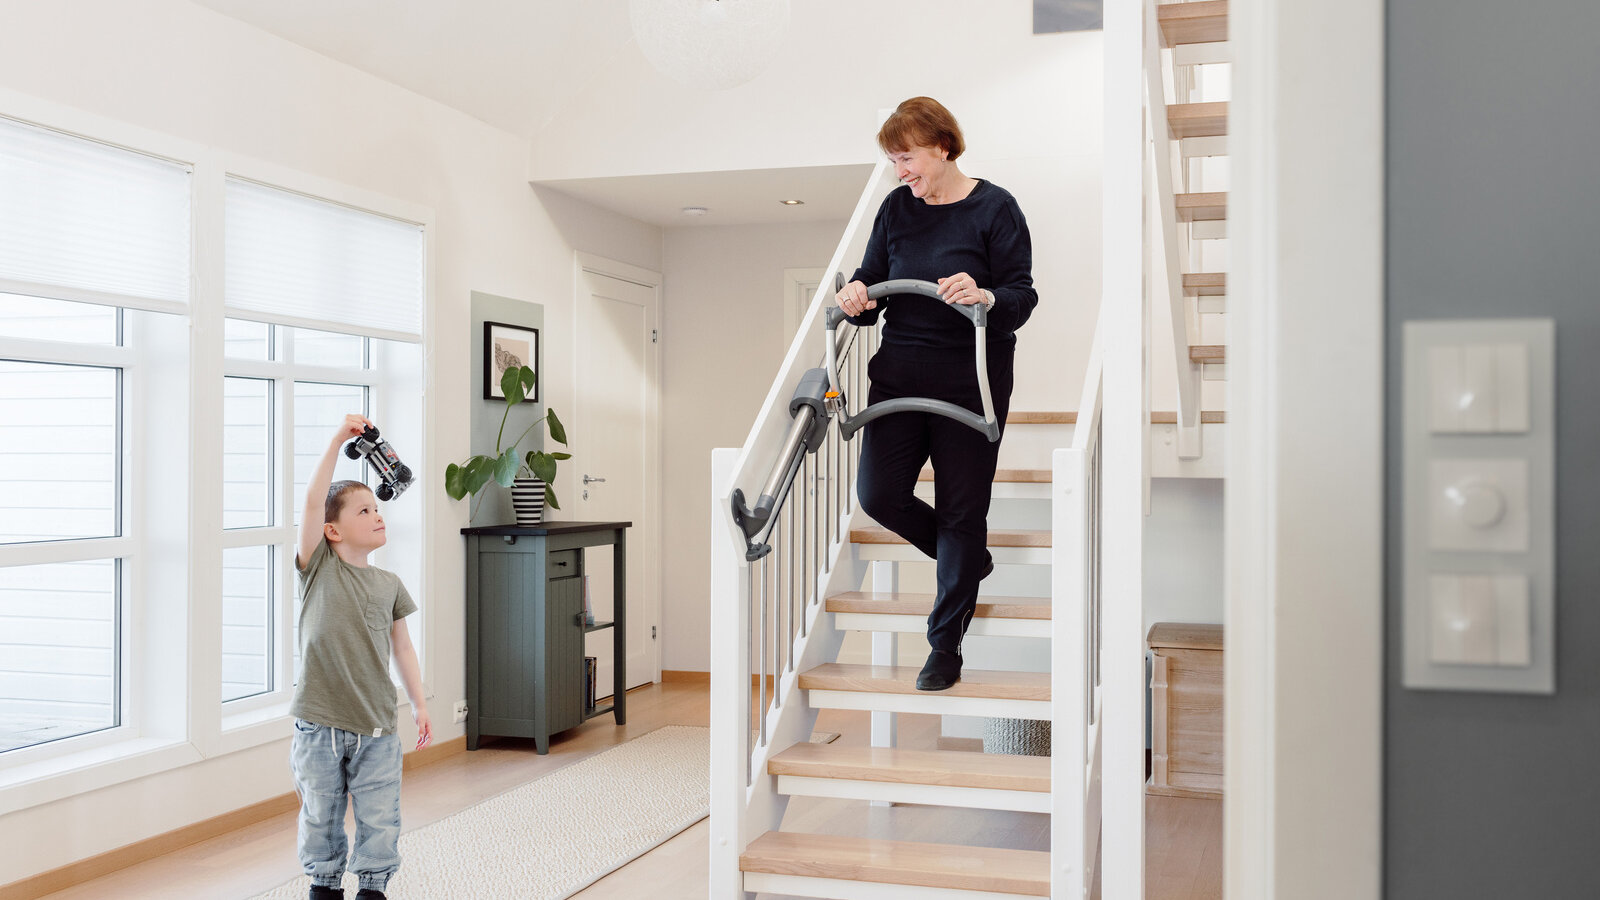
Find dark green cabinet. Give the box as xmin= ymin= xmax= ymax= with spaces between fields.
xmin=463 ymin=522 xmax=629 ymax=754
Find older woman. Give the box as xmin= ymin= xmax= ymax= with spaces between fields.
xmin=835 ymin=96 xmax=1037 ymax=691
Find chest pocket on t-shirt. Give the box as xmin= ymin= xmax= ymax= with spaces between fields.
xmin=362 ymin=593 xmax=394 ymax=635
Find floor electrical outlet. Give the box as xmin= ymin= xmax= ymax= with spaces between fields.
xmin=452 ymin=700 xmax=468 ymax=724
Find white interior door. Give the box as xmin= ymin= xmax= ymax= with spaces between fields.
xmin=576 ymin=259 xmax=659 ymax=699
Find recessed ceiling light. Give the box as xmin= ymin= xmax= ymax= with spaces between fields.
xmin=779 ymin=199 xmax=805 ymax=206
xmin=681 ymin=206 xmax=709 ymax=216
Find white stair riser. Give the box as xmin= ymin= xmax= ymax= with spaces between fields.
xmin=1197 ymin=295 xmax=1226 ymax=314
xmin=833 ymin=612 xmax=1050 ymax=639
xmin=1174 ymin=40 xmax=1232 ymax=66
xmin=743 ymin=873 xmax=1044 ymax=900
xmin=775 ymin=774 xmax=1050 ymax=814
xmin=1181 ymin=135 xmax=1229 ymax=159
xmin=914 ymin=482 xmax=1051 ymax=502
xmin=806 ymin=688 xmax=1050 ymax=720
xmin=1190 ymin=219 xmax=1227 ymax=240
xmin=858 ymin=545 xmax=1052 ymax=565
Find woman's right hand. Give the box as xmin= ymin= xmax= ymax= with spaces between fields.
xmin=835 ymin=280 xmax=876 ymax=317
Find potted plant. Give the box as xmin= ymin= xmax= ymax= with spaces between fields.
xmin=445 ymin=365 xmax=569 ymax=525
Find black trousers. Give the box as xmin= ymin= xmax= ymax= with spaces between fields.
xmin=856 ymin=344 xmax=1014 ymax=654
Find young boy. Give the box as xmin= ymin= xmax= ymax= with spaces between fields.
xmin=291 ymin=414 xmax=430 ymax=900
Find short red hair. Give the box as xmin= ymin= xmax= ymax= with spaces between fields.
xmin=877 ymin=97 xmax=966 ymax=161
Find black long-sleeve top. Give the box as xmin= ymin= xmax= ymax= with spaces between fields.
xmin=848 ymin=179 xmax=1037 ymax=354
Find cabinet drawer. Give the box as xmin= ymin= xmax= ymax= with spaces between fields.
xmin=547 ymin=550 xmax=582 ymax=578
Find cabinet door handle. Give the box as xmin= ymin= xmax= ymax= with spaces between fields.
xmin=582 ymin=474 xmax=606 ymax=484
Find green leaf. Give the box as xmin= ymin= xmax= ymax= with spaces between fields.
xmin=545 ymin=483 xmax=560 ymax=510
xmin=501 ymin=365 xmax=525 ymax=405
xmin=549 ymin=452 xmax=572 ymax=461
xmin=519 ymin=366 xmax=537 ymax=396
xmin=528 ymin=451 xmax=558 ymax=484
xmin=493 ymin=448 xmax=521 ymax=487
xmin=462 ymin=456 xmax=495 ymax=496
xmin=546 ymin=408 xmax=567 ymax=445
xmin=445 ymin=463 xmax=466 ymax=501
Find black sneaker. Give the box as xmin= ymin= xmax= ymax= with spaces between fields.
xmin=309 ymin=886 xmax=344 ymax=900
xmin=355 ymin=891 xmax=387 ymax=900
xmin=980 ymin=551 xmax=995 ymax=580
xmin=916 ymin=649 xmax=963 ymax=691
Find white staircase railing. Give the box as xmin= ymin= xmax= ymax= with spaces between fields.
xmin=1146 ymin=0 xmax=1205 ymax=460
xmin=709 ymin=160 xmax=895 ymax=897
xmin=1052 ymin=319 xmax=1105 ymax=898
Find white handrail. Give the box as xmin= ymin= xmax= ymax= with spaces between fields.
xmin=709 ymin=160 xmax=896 ymax=895
xmin=1145 ymin=0 xmax=1205 ymax=460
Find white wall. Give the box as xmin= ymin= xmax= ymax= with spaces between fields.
xmin=530 ymin=2 xmax=1095 ymax=180
xmin=0 ymin=0 xmax=660 ymax=882
xmin=659 ymin=221 xmax=845 ymax=672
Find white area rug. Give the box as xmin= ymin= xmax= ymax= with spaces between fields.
xmin=250 ymin=725 xmax=709 ymax=900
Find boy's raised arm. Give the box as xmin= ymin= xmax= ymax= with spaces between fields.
xmin=297 ymin=413 xmax=373 ymax=569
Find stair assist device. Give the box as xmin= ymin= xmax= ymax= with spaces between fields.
xmin=731 ymin=278 xmax=999 ymax=561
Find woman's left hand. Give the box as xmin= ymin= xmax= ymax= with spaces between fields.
xmin=937 ymin=272 xmax=986 ymax=306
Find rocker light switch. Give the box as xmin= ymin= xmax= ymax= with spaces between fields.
xmin=1404 ymin=319 xmax=1553 ymax=694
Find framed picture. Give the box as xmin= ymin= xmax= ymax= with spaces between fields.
xmin=483 ymin=321 xmax=539 ymax=402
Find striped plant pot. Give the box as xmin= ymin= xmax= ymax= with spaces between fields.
xmin=510 ymin=476 xmax=546 ymax=526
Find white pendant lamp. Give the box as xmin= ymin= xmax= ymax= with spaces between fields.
xmin=628 ymin=0 xmax=792 ymax=90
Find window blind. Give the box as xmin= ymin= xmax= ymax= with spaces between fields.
xmin=225 ymin=178 xmax=425 ymax=342
xmin=0 ymin=116 xmax=191 ymax=308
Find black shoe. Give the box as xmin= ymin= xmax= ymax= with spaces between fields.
xmin=916 ymin=649 xmax=963 ymax=691
xmin=309 ymin=887 xmax=344 ymax=900
xmin=980 ymin=551 xmax=994 ymax=581
xmin=355 ymin=891 xmax=387 ymax=900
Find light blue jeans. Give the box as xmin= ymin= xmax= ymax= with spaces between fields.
xmin=290 ymin=718 xmax=403 ymax=892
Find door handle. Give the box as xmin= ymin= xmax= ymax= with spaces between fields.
xmin=583 ymin=474 xmax=607 ymax=484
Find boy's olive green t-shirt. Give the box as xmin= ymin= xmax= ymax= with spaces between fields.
xmin=291 ymin=537 xmax=417 ymax=737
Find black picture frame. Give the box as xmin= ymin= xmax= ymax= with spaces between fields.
xmin=483 ymin=320 xmax=539 ymax=402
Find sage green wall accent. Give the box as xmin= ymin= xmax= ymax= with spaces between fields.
xmin=469 ymin=291 xmax=545 ymax=526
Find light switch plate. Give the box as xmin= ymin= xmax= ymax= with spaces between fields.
xmin=1403 ymin=319 xmax=1554 ymax=694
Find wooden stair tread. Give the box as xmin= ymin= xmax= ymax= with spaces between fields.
xmin=918 ymin=467 xmax=1050 ymax=484
xmin=828 ymin=591 xmax=1052 ymax=620
xmin=1168 ymin=101 xmax=1228 ymax=138
xmin=1007 ymin=410 xmax=1076 ymax=424
xmin=769 ymin=742 xmax=1051 ymax=792
xmin=1158 ymin=0 xmax=1229 ymax=47
xmin=1177 ymin=191 xmax=1228 ymax=222
xmin=742 ymin=831 xmax=1050 ymax=895
xmin=1152 ymin=409 xmax=1227 ymax=424
xmin=1148 ymin=621 xmax=1225 ymax=650
xmin=1184 ymin=272 xmax=1227 ymax=296
xmin=799 ymin=663 xmax=1051 ymax=701
xmin=1190 ymin=345 xmax=1227 ymax=363
xmin=851 ymin=526 xmax=1051 ymax=548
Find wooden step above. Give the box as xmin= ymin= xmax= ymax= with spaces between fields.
xmin=1184 ymin=272 xmax=1227 ymax=296
xmin=1159 ymin=0 xmax=1229 ymax=47
xmin=1152 ymin=410 xmax=1227 ymax=424
xmin=741 ymin=831 xmax=1051 ymax=897
xmin=799 ymin=663 xmax=1050 ymax=702
xmin=769 ymin=743 xmax=1050 ymax=793
xmin=1177 ymin=191 xmax=1228 ymax=222
xmin=850 ymin=526 xmax=1051 ymax=548
xmin=1190 ymin=345 xmax=1227 ymax=363
xmin=828 ymin=591 xmax=1051 ymax=620
xmin=918 ymin=467 xmax=1049 ymax=484
xmin=1168 ymin=101 xmax=1228 ymax=139
xmin=1007 ymin=410 xmax=1076 ymax=425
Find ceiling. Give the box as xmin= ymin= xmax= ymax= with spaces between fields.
xmin=188 ymin=0 xmax=865 ymax=226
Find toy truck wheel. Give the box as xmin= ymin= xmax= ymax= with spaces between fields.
xmin=376 ymin=483 xmax=395 ymax=501
xmin=344 ymin=442 xmax=362 ymax=460
xmin=395 ymin=465 xmax=413 ymax=483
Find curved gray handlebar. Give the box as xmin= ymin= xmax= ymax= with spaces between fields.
xmin=822 ymin=278 xmax=999 ymax=444
xmin=824 ymin=279 xmax=989 ymax=330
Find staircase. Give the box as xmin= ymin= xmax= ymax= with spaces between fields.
xmin=732 ymin=408 xmax=1081 ymax=899
xmin=711 ymin=3 xmax=1228 ymax=894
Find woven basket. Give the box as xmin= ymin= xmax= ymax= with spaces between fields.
xmin=983 ymin=717 xmax=1051 ymax=756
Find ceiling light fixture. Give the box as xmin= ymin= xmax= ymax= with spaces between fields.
xmin=779 ymin=199 xmax=804 ymax=206
xmin=681 ymin=206 xmax=710 ymax=217
xmin=629 ymin=0 xmax=792 ymax=90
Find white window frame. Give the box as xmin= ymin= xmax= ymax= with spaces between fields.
xmin=0 ymin=93 xmax=435 ymax=814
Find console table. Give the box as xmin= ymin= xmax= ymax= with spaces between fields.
xmin=462 ymin=520 xmax=629 ymax=753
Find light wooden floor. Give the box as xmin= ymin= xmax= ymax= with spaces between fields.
xmin=31 ymin=682 xmax=1220 ymax=899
